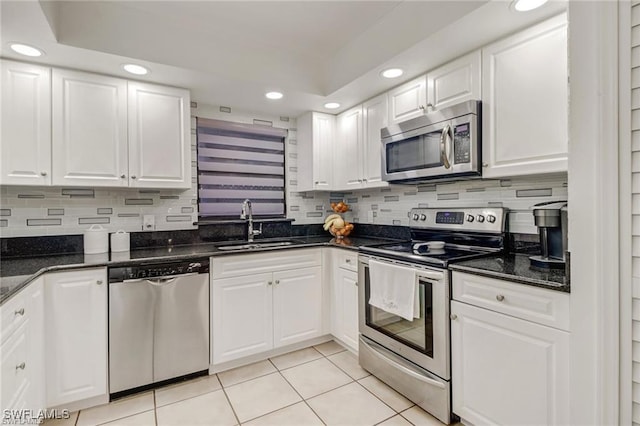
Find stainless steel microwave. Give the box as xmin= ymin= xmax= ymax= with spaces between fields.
xmin=381 ymin=100 xmax=481 ymax=184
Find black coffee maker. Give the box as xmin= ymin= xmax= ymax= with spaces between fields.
xmin=529 ymin=201 xmax=568 ymax=269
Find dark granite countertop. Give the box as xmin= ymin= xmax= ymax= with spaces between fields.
xmin=0 ymin=235 xmax=394 ymax=304
xmin=449 ymin=253 xmax=570 ymax=292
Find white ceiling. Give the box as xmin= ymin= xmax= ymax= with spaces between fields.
xmin=0 ymin=0 xmax=567 ymax=118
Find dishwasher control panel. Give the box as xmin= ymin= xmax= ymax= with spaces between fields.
xmin=108 ymin=259 xmax=210 ymax=283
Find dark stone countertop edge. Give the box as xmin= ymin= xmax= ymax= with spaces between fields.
xmin=448 ymin=262 xmax=570 ymax=293
xmin=0 ymin=236 xmax=392 ymax=305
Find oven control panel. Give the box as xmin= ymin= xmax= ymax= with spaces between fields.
xmin=409 ymin=207 xmax=506 ymax=232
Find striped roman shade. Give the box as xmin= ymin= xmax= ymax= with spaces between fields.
xmin=197 ymin=118 xmax=287 ymax=218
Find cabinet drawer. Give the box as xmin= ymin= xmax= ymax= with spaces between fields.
xmin=452 ymin=272 xmax=570 ymax=331
xmin=1 ymin=290 xmax=28 ymax=344
xmin=1 ymin=321 xmax=29 ymax=410
xmin=211 ymin=248 xmax=322 ymax=279
xmin=336 ymin=251 xmax=358 ymax=272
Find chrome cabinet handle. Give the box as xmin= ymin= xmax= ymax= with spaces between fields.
xmin=419 ymin=105 xmax=425 ymax=110
xmin=482 ymin=163 xmax=488 ymax=168
xmin=268 ymin=281 xmax=273 ymax=286
xmin=496 ymin=294 xmax=505 ymax=302
xmin=345 ymin=259 xmax=351 ymax=263
xmin=97 ymin=280 xmax=103 ymax=285
xmin=131 ymin=176 xmax=137 ymax=179
xmin=275 ymin=280 xmax=280 ymax=285
xmin=440 ymin=124 xmax=452 ymax=169
xmin=450 ymin=314 xmax=458 ymax=320
xmin=40 ymin=171 xmax=47 ymax=176
xmin=15 ymin=362 xmax=25 ymax=370
xmin=314 ymin=181 xmax=319 ymax=185
xmin=14 ymin=308 xmax=25 ymax=316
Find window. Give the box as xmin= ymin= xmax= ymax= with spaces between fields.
xmin=197 ymin=118 xmax=287 ymax=219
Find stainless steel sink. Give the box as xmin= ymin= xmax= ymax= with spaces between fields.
xmin=216 ymin=241 xmax=295 ymax=251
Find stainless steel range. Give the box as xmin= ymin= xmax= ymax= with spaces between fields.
xmin=358 ymin=207 xmax=507 ymax=424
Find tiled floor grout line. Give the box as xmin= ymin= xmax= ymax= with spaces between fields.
xmin=220 ymin=386 xmax=242 ymax=426
xmin=153 ymin=389 xmax=158 ymax=426
xmin=273 ymin=369 xmax=329 ymax=425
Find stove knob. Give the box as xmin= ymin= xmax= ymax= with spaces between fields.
xmin=487 ymin=214 xmax=497 ymax=223
xmin=419 ymin=214 xmax=427 ymax=221
xmin=476 ymin=214 xmax=485 ymax=223
xmin=412 ymin=214 xmax=420 ymax=221
xmin=466 ymin=214 xmax=474 ymax=222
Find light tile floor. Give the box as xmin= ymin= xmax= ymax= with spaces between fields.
xmin=46 ymin=340 xmax=451 ymax=426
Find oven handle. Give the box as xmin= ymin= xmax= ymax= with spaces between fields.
xmin=440 ymin=124 xmax=452 ymax=169
xmin=362 ymin=258 xmax=444 ymax=282
xmin=363 ymin=337 xmax=446 ymax=390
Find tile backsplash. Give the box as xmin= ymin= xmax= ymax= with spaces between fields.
xmin=0 ymin=101 xmax=567 ymax=238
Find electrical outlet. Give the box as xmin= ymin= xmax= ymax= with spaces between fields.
xmin=143 ymin=215 xmax=155 ymax=231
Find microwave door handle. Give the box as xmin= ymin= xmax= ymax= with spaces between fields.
xmin=440 ymin=124 xmax=452 ymax=169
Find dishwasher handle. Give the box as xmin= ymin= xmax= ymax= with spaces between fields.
xmin=121 ymin=272 xmax=200 ymax=284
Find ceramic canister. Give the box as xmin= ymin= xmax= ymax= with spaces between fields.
xmin=84 ymin=224 xmax=109 ymax=254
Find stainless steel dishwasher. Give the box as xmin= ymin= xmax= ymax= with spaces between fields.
xmin=108 ymin=259 xmax=209 ymax=395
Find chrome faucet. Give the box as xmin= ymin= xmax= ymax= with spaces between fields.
xmin=240 ymin=199 xmax=262 ymax=242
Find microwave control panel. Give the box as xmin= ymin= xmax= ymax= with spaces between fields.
xmin=453 ymin=123 xmax=471 ymax=164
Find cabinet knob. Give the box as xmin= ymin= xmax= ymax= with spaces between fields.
xmin=40 ymin=171 xmax=47 ymax=176
xmin=268 ymin=281 xmax=273 ymax=286
xmin=120 ymin=174 xmax=126 ymax=179
xmin=362 ymin=178 xmax=367 ymax=182
xmin=345 ymin=259 xmax=351 ymax=263
xmin=14 ymin=308 xmax=25 ymax=316
xmin=97 ymin=280 xmax=103 ymax=285
xmin=15 ymin=362 xmax=25 ymax=371
xmin=419 ymin=105 xmax=425 ymax=110
xmin=131 ymin=176 xmax=137 ymax=180
xmin=482 ymin=163 xmax=488 ymax=168
xmin=450 ymin=314 xmax=458 ymax=320
xmin=496 ymin=294 xmax=505 ymax=302
xmin=314 ymin=181 xmax=319 ymax=185
xmin=275 ymin=280 xmax=280 ymax=285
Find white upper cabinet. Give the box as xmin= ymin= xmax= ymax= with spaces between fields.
xmin=334 ymin=94 xmax=389 ymax=191
xmin=1 ymin=60 xmax=51 ymax=186
xmin=335 ymin=105 xmax=364 ymax=190
xmin=362 ymin=94 xmax=389 ymax=189
xmin=52 ymin=69 xmax=129 ymax=187
xmin=387 ymin=75 xmax=427 ymax=124
xmin=481 ymin=14 xmax=568 ymax=178
xmin=297 ymin=112 xmax=335 ymax=191
xmin=128 ymin=82 xmax=191 ymax=189
xmin=427 ymin=51 xmax=481 ymax=111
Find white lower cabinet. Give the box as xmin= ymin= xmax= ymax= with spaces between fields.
xmin=0 ymin=277 xmax=45 ymax=420
xmin=45 ymin=268 xmax=108 ymax=408
xmin=451 ymin=272 xmax=570 ymax=425
xmin=328 ymin=248 xmax=359 ymax=352
xmin=333 ymin=267 xmax=359 ymax=351
xmin=211 ymin=250 xmax=323 ymax=365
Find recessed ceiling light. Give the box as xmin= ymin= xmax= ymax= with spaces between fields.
xmin=265 ymin=91 xmax=283 ymax=100
xmin=122 ymin=64 xmax=149 ymax=75
xmin=511 ymin=0 xmax=548 ymax=12
xmin=381 ymin=68 xmax=404 ymax=79
xmin=10 ymin=43 xmax=43 ymax=57
xmin=324 ymin=102 xmax=340 ymax=109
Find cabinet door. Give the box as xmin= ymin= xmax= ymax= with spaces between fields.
xmin=334 ymin=268 xmax=359 ymax=352
xmin=451 ymin=301 xmax=569 ymax=425
xmin=482 ymin=14 xmax=568 ymax=178
xmin=335 ymin=106 xmax=363 ymax=190
xmin=25 ymin=278 xmax=45 ymax=413
xmin=427 ymin=51 xmax=481 ymax=111
xmin=273 ymin=267 xmax=323 ymax=347
xmin=128 ymin=82 xmax=191 ymax=189
xmin=312 ymin=113 xmax=335 ymax=191
xmin=52 ymin=69 xmax=128 ymax=187
xmin=388 ymin=75 xmax=427 ymax=124
xmin=212 ymin=273 xmax=273 ymax=364
xmin=45 ymin=268 xmax=107 ymax=407
xmin=362 ymin=94 xmax=389 ymax=189
xmin=1 ymin=60 xmax=51 ymax=185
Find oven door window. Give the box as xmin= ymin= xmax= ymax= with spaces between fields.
xmin=364 ymin=270 xmax=434 ymax=357
xmin=385 ymin=129 xmax=443 ymax=174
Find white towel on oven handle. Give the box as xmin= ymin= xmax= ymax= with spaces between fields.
xmin=368 ymin=259 xmax=419 ymax=321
